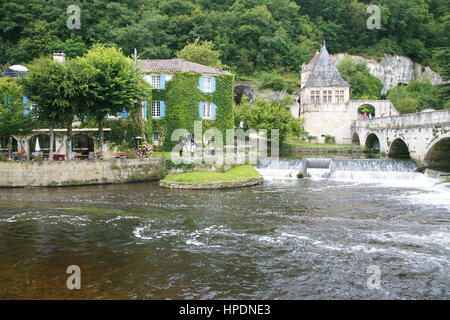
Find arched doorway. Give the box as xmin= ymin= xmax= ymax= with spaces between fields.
xmin=365 ymin=133 xmax=380 ymax=152
xmin=424 ymin=137 xmax=450 ymax=172
xmin=352 ymin=133 xmax=361 ymax=146
xmin=389 ymin=138 xmax=410 ymax=159
xmin=358 ymin=104 xmax=376 ymax=118
xmin=72 ymin=134 xmax=94 ymax=156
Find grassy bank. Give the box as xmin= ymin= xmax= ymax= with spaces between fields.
xmin=162 ymin=165 xmax=261 ymax=184
xmin=283 ymin=136 xmax=354 ymax=148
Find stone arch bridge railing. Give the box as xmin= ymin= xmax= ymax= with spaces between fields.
xmin=351 ymin=109 xmax=450 ymax=165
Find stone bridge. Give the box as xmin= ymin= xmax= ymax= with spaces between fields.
xmin=351 ymin=109 xmax=450 ymax=166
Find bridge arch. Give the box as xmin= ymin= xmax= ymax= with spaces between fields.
xmin=424 ymin=137 xmax=450 ymax=171
xmin=388 ymin=138 xmax=410 ymax=159
xmin=365 ymin=133 xmax=380 ymax=152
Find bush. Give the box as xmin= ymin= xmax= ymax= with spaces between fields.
xmin=0 ymin=155 xmax=9 ymax=161
xmin=127 ymin=152 xmax=138 ymax=159
xmin=34 ymin=155 xmax=44 ymax=162
xmin=324 ymin=135 xmax=336 ymax=144
xmin=259 ymin=73 xmax=287 ymax=91
xmin=307 ymin=135 xmax=317 ymax=143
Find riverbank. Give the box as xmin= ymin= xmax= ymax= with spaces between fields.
xmin=0 ymin=158 xmax=166 ymax=187
xmin=160 ymin=165 xmax=263 ymax=189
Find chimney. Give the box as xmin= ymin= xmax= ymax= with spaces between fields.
xmin=53 ymin=51 xmax=66 ymax=63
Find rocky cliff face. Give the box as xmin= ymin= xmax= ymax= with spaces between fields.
xmin=331 ymin=53 xmax=447 ymax=96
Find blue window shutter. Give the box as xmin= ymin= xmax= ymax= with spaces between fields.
xmin=212 ymin=77 xmax=216 ymax=92
xmin=199 ymin=101 xmax=204 ymax=118
xmin=121 ymin=108 xmax=128 ymax=119
xmin=23 ymin=96 xmax=30 ymax=116
xmin=211 ymin=103 xmax=217 ymax=119
xmin=199 ymin=76 xmax=204 ymax=91
xmin=160 ymin=101 xmax=166 ymax=118
xmin=160 ymin=74 xmax=166 ymax=89
xmin=143 ymin=98 xmax=148 ymax=120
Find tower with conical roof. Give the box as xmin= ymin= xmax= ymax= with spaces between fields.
xmin=301 ymin=43 xmax=350 ymax=107
xmin=298 ymin=43 xmax=353 ymax=144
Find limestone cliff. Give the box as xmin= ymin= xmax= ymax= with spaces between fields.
xmin=331 ymin=53 xmax=447 ymax=96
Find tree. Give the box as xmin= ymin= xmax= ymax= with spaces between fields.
xmin=20 ymin=57 xmax=70 ymax=159
xmin=387 ymin=79 xmax=445 ymax=113
xmin=75 ymin=44 xmax=149 ymax=158
xmin=235 ymin=96 xmax=304 ymax=145
xmin=0 ymin=77 xmax=34 ymax=152
xmin=337 ymin=57 xmax=383 ymax=100
xmin=176 ymin=38 xmax=228 ymax=70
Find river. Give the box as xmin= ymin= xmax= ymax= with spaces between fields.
xmin=0 ymin=159 xmax=448 ymax=299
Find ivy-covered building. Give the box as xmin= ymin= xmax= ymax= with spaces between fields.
xmin=140 ymin=59 xmax=234 ymax=151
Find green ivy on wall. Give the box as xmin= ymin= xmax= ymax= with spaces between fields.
xmin=145 ymin=72 xmax=234 ymax=151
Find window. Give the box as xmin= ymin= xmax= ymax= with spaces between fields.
xmin=151 ymin=75 xmax=161 ymax=89
xmin=152 ymin=101 xmax=161 ymax=117
xmin=323 ymin=91 xmax=328 ymax=103
xmin=328 ymin=91 xmax=332 ymax=103
xmin=311 ymin=95 xmax=315 ymax=104
xmin=203 ymin=102 xmax=212 ymax=118
xmin=153 ymin=132 xmax=159 ymax=142
xmin=316 ymin=91 xmax=320 ymax=104
xmin=203 ymin=76 xmax=212 ymax=92
xmin=335 ymin=91 xmax=340 ymax=103
xmin=340 ymin=90 xmax=344 ymax=103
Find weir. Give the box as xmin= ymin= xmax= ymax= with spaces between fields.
xmin=256 ymin=158 xmax=419 ymax=181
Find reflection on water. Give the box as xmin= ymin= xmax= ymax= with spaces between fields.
xmin=0 ymin=170 xmax=449 ymax=299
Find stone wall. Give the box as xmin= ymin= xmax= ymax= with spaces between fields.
xmin=0 ymin=158 xmax=166 ymax=187
xmin=160 ymin=176 xmax=263 ymax=190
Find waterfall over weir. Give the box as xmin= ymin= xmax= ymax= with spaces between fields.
xmin=256 ymin=158 xmax=419 ymax=181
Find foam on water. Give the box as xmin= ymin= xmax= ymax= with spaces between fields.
xmin=256 ymin=158 xmax=450 ymax=210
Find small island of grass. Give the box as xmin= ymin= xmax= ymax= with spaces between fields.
xmin=160 ymin=165 xmax=263 ymax=189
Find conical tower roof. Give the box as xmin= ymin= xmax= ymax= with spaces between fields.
xmin=304 ymin=45 xmax=350 ymax=88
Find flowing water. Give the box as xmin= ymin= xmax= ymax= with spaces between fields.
xmin=0 ymin=158 xmax=449 ymax=299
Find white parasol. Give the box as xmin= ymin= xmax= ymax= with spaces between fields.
xmin=9 ymin=65 xmax=28 ymax=72
xmin=35 ymin=137 xmax=41 ymax=152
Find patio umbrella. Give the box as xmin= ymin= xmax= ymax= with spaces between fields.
xmin=35 ymin=137 xmax=41 ymax=152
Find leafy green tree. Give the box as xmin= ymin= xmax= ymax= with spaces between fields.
xmin=20 ymin=57 xmax=71 ymax=159
xmin=176 ymin=38 xmax=228 ymax=69
xmin=235 ymin=96 xmax=304 ymax=145
xmin=0 ymin=77 xmax=34 ymax=152
xmin=387 ymin=79 xmax=445 ymax=113
xmin=75 ymin=44 xmax=149 ymax=158
xmin=337 ymin=57 xmax=383 ymax=100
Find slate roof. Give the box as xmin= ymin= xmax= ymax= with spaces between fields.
xmin=302 ymin=51 xmax=319 ymax=72
xmin=304 ymin=46 xmax=350 ymax=88
xmin=140 ymin=59 xmax=231 ymax=75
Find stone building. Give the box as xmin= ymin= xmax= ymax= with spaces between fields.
xmin=294 ymin=44 xmax=399 ymax=144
